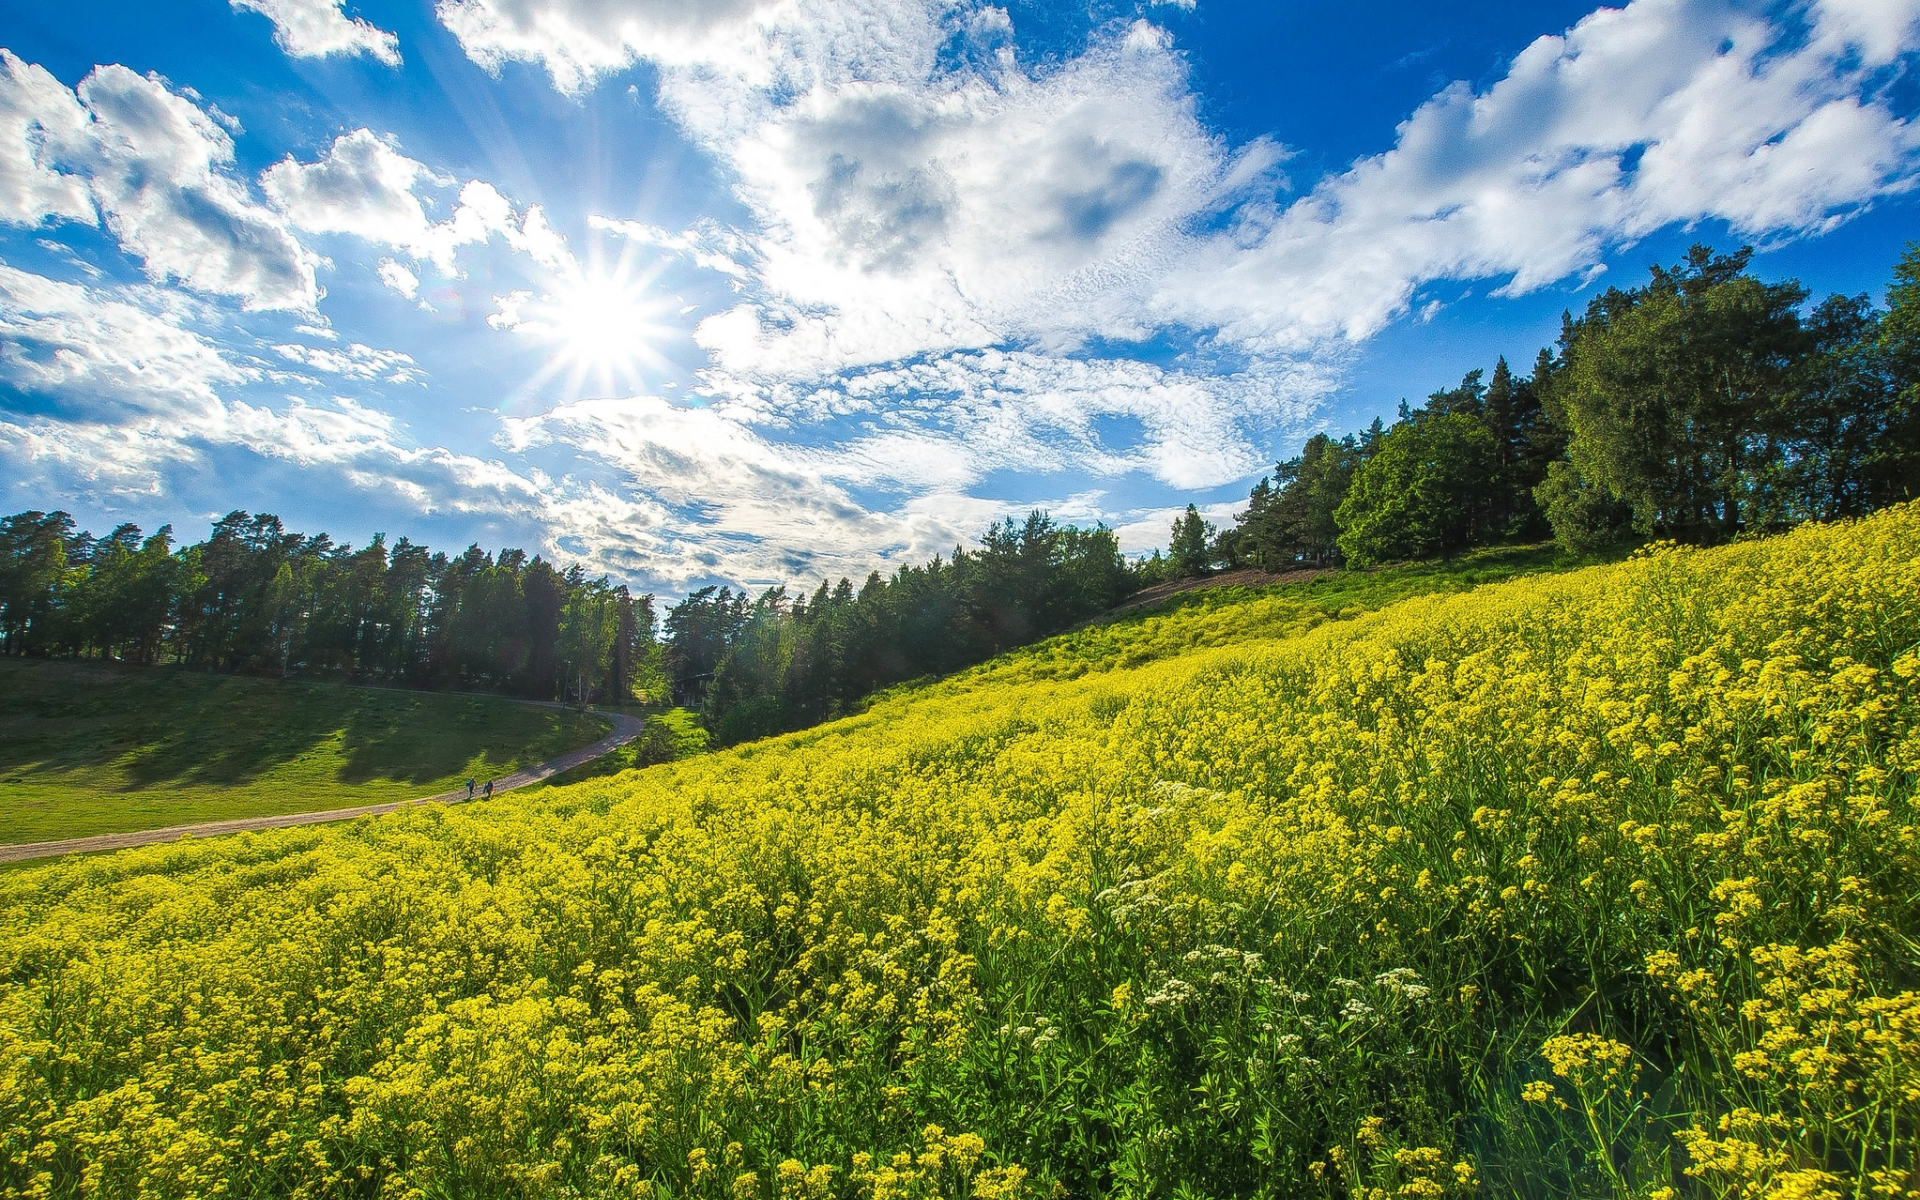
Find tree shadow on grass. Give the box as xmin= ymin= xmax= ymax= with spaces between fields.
xmin=330 ymin=697 xmax=593 ymax=785
xmin=0 ymin=660 xmax=592 ymax=792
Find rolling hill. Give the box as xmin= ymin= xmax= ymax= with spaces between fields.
xmin=2 ymin=507 xmax=1916 ymax=1198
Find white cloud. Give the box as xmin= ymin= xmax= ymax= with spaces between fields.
xmin=376 ymin=258 xmax=420 ymax=298
xmin=78 ymin=66 xmax=321 ymax=310
xmin=1156 ymin=0 xmax=1920 ymax=348
xmin=271 ymin=340 xmax=424 ymax=384
xmin=592 ymin=215 xmax=752 ymax=278
xmin=457 ymin=0 xmax=1920 ymax=376
xmin=231 ymin=0 xmax=402 ymax=65
xmin=0 ymin=51 xmax=94 ymax=227
xmin=0 ymin=54 xmax=321 ymax=310
xmin=437 ymin=0 xmax=779 ymax=95
xmin=691 ymin=26 xmax=1245 ymax=376
xmin=0 ymin=264 xmax=253 ymax=417
xmin=260 ymin=129 xmax=448 ymax=250
xmin=486 ymin=288 xmax=534 ymax=330
xmin=1814 ymin=0 xmax=1920 ymax=66
xmin=499 ymin=392 xmax=986 ymax=586
xmin=0 ymin=414 xmax=202 ymax=496
xmin=263 ymin=130 xmax=578 ymax=284
xmin=477 ymin=341 xmax=1335 ymax=588
xmin=0 ymin=262 xmax=560 ymax=536
xmin=773 ymin=348 xmax=1333 ymax=490
xmin=213 ymin=396 xmax=407 ymax=465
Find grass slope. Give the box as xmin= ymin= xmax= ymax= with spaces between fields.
xmin=0 ymin=660 xmax=608 ymax=843
xmin=2 ymin=514 xmax=1916 ymax=1199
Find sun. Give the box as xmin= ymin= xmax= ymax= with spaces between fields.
xmin=551 ymin=275 xmax=650 ymax=366
xmin=522 ymin=264 xmax=673 ymax=397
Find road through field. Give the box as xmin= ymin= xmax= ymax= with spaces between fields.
xmin=0 ymin=707 xmax=646 ymax=865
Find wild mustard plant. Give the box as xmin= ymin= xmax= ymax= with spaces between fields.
xmin=2 ymin=506 xmax=1918 ymax=1198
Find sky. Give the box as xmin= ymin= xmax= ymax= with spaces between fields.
xmin=1 ymin=0 xmax=1917 ymax=597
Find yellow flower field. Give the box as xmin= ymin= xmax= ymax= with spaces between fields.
xmin=4 ymin=506 xmax=1918 ymax=1199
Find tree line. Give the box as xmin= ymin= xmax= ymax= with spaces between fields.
xmin=0 ymin=509 xmax=666 ymax=704
xmin=665 ymin=512 xmax=1132 ymax=744
xmin=0 ymin=502 xmax=1136 ymax=739
xmin=1142 ymin=242 xmax=1920 ymax=576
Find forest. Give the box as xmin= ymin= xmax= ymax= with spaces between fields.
xmin=3 ymin=243 xmax=1918 ymax=740
xmin=1159 ymin=243 xmax=1920 ymax=576
xmin=0 ymin=503 xmax=1133 ymax=727
xmin=0 ymin=510 xmax=663 ymax=704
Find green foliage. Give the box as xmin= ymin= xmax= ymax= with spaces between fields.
xmin=1336 ymin=414 xmax=1498 ymax=566
xmin=641 ymin=706 xmax=711 ymax=762
xmin=1225 ymin=241 xmax=1918 ymax=565
xmin=0 ymin=508 xmax=661 ymax=704
xmin=0 ymin=511 xmax=74 ymax=657
xmin=686 ymin=512 xmax=1133 ymax=745
xmin=1557 ymin=245 xmax=1809 ymax=540
xmin=1236 ymin=428 xmax=1374 ymax=569
xmin=0 ymin=659 xmax=608 ymax=842
xmin=1167 ymin=505 xmax=1215 ymax=577
xmin=1532 ymin=460 xmax=1633 ymax=556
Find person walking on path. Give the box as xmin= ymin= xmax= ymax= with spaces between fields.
xmin=466 ymin=778 xmax=476 ymax=800
xmin=484 ymin=779 xmax=494 ymax=800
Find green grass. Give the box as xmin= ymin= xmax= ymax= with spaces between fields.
xmin=858 ymin=542 xmax=1606 ymax=705
xmin=0 ymin=659 xmax=609 ymax=843
xmin=535 ymin=706 xmax=709 ymax=789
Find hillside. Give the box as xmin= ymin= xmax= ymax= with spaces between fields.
xmin=0 ymin=661 xmax=610 ymax=844
xmin=2 ymin=508 xmax=1917 ymax=1198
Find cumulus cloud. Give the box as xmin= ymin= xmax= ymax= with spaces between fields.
xmin=476 ymin=341 xmax=1335 ymax=587
xmin=449 ymin=0 xmax=1920 ymax=374
xmin=780 ymin=349 xmax=1334 ymax=490
xmin=271 ymin=340 xmax=424 ymax=384
xmin=1156 ymin=0 xmax=1920 ymax=347
xmin=261 ymin=129 xmax=448 ymax=250
xmin=0 ymin=51 xmax=94 ymax=227
xmin=499 ymin=393 xmax=987 ymax=586
xmin=0 ymin=53 xmax=320 ymax=310
xmin=0 ymin=414 xmax=202 ymax=495
xmin=0 ymin=262 xmax=555 ymax=536
xmin=230 ymin=0 xmax=402 ymax=66
xmin=0 ymin=264 xmax=253 ymax=417
xmin=376 ymin=258 xmax=420 ymax=298
xmin=438 ymin=0 xmax=780 ymax=95
xmin=263 ymin=128 xmax=577 ymax=284
xmin=694 ymin=27 xmax=1246 ymax=376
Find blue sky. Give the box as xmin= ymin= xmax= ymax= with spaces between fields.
xmin=2 ymin=0 xmax=1917 ymax=595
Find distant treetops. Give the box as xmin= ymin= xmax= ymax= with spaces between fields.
xmin=0 ymin=510 xmax=665 ymax=705
xmin=1141 ymin=241 xmax=1920 ymax=580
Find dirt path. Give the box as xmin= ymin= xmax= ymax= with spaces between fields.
xmin=0 ymin=707 xmax=647 ymax=866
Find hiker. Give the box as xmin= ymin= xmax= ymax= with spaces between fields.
xmin=484 ymin=779 xmax=494 ymax=799
xmin=466 ymin=778 xmax=475 ymax=800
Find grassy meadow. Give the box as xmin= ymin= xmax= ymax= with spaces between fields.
xmin=2 ymin=508 xmax=1918 ymax=1198
xmin=0 ymin=662 xmax=610 ymax=843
